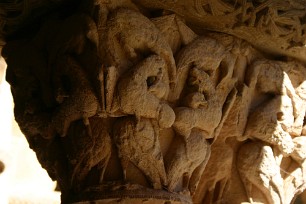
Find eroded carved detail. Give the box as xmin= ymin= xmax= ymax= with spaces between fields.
xmin=114 ymin=117 xmax=167 ymax=190
xmin=2 ymin=1 xmax=306 ymax=203
xmin=135 ymin=0 xmax=306 ymax=63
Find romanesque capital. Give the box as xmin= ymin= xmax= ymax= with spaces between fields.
xmin=1 ymin=0 xmax=306 ymax=203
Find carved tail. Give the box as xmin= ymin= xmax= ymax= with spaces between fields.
xmin=166 ymin=140 xmax=189 ymax=192
xmin=167 ymin=156 xmax=186 ymax=191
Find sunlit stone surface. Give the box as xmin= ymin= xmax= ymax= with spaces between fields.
xmin=0 ymin=1 xmax=306 ymax=203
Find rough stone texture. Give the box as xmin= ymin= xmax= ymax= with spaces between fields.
xmin=1 ymin=0 xmax=306 ymax=203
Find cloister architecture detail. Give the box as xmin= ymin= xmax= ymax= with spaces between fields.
xmin=0 ymin=0 xmax=306 ymax=203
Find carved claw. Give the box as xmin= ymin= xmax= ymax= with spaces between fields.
xmin=185 ymin=92 xmax=208 ymax=109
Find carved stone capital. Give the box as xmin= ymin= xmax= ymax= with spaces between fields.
xmin=1 ymin=0 xmax=306 ymax=203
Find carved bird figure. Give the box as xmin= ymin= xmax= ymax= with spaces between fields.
xmin=114 ymin=117 xmax=167 ymax=189
xmin=64 ymin=117 xmax=111 ymax=190
xmin=52 ymin=56 xmax=99 ymax=137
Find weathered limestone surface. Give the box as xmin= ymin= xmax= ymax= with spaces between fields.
xmin=1 ymin=0 xmax=306 ymax=203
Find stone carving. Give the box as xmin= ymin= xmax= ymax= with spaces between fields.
xmin=114 ymin=117 xmax=167 ymax=189
xmin=104 ymin=8 xmax=176 ymax=94
xmin=1 ymin=0 xmax=306 ymax=203
xmin=166 ymin=36 xmax=237 ymax=194
xmin=237 ymin=135 xmax=306 ymax=204
xmin=237 ymin=141 xmax=285 ymax=204
xmin=172 ymin=36 xmax=237 ymax=137
xmin=113 ymin=55 xmax=175 ymax=128
xmin=0 ymin=0 xmax=68 ymax=40
xmin=52 ymin=56 xmax=99 ymax=137
xmin=235 ymin=59 xmax=306 ymax=204
xmin=166 ymin=129 xmax=211 ymax=193
xmin=64 ymin=117 xmax=111 ymax=191
xmin=286 ymin=136 xmax=306 ymax=202
xmin=135 ymin=0 xmax=306 ymax=63
xmin=191 ymin=37 xmax=257 ymax=203
xmin=151 ymin=14 xmax=198 ymax=55
xmin=3 ymin=40 xmax=54 ymax=139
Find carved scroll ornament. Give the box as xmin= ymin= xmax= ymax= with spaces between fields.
xmin=1 ymin=0 xmax=306 ymax=203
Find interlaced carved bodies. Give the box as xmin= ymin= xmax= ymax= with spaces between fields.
xmin=115 ymin=55 xmax=175 ymax=129
xmin=105 ymin=8 xmax=176 ymax=84
xmin=2 ymin=2 xmax=306 ymax=204
xmin=173 ymin=37 xmax=237 ymax=139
